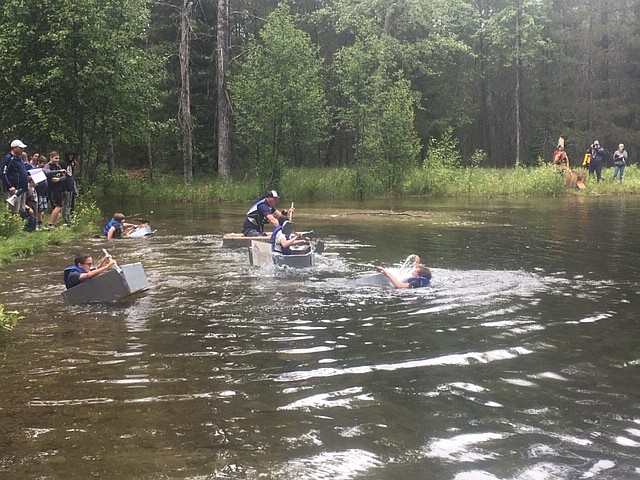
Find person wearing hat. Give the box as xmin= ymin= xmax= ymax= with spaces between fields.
xmin=1 ymin=139 xmax=29 ymax=214
xmin=242 ymin=190 xmax=293 ymax=237
xmin=586 ymin=140 xmax=604 ymax=182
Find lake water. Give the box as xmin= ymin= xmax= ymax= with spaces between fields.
xmin=1 ymin=196 xmax=640 ymax=479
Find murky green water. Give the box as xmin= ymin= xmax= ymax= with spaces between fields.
xmin=1 ymin=196 xmax=640 ymax=479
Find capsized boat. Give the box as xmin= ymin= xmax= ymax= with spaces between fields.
xmin=62 ymin=262 xmax=149 ymax=303
xmin=248 ymin=239 xmax=324 ymax=268
xmin=127 ymin=223 xmax=156 ymax=238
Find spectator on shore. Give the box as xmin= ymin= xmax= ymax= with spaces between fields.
xmin=586 ymin=140 xmax=604 ymax=182
xmin=1 ymin=140 xmax=29 ymax=214
xmin=612 ymin=143 xmax=628 ymax=183
xmin=35 ymin=155 xmax=48 ymax=228
xmin=43 ymin=151 xmax=66 ymax=228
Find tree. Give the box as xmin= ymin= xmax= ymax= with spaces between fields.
xmin=0 ymin=0 xmax=161 ymax=177
xmin=179 ymin=0 xmax=194 ymax=183
xmin=217 ymin=0 xmax=232 ymax=179
xmin=229 ymin=4 xmax=329 ymax=192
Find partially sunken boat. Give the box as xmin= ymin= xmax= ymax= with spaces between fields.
xmin=62 ymin=262 xmax=149 ymax=303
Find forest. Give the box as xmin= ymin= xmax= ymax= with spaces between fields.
xmin=0 ymin=0 xmax=638 ymax=192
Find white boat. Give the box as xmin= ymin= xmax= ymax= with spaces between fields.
xmin=127 ymin=223 xmax=156 ymax=238
xmin=62 ymin=262 xmax=149 ymax=303
xmin=248 ymin=240 xmax=324 ymax=268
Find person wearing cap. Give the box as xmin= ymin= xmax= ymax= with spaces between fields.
xmin=612 ymin=143 xmax=628 ymax=183
xmin=1 ymin=139 xmax=29 ymax=214
xmin=242 ymin=190 xmax=293 ymax=237
xmin=586 ymin=140 xmax=604 ymax=182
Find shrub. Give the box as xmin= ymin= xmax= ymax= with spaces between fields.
xmin=0 ymin=303 xmax=23 ymax=334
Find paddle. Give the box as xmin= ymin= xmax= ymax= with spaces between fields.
xmin=102 ymin=248 xmax=123 ymax=274
xmin=282 ymin=220 xmax=294 ymax=238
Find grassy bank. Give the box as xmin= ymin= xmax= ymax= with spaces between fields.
xmin=92 ymin=164 xmax=640 ymax=204
xmin=0 ymin=198 xmax=101 ymax=333
xmin=0 ymin=198 xmax=101 ymax=266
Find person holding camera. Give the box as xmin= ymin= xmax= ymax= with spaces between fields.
xmin=612 ymin=143 xmax=628 ymax=183
xmin=586 ymin=140 xmax=604 ymax=182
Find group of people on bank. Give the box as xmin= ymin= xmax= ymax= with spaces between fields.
xmin=1 ymin=139 xmax=78 ymax=230
xmin=553 ymin=140 xmax=629 ymax=183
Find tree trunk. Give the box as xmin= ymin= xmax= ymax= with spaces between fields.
xmin=217 ymin=0 xmax=232 ymax=179
xmin=514 ymin=0 xmax=523 ymax=167
xmin=107 ymin=136 xmax=115 ymax=174
xmin=179 ymin=0 xmax=194 ymax=184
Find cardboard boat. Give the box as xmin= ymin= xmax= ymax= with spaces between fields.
xmin=222 ymin=233 xmax=271 ymax=248
xmin=248 ymin=240 xmax=315 ymax=268
xmin=62 ymin=262 xmax=149 ymax=303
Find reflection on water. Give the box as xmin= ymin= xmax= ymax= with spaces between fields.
xmin=1 ymin=197 xmax=640 ymax=479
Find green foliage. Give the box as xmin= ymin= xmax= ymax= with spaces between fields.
xmin=0 ymin=209 xmax=23 ymax=238
xmin=334 ymin=35 xmax=422 ymax=195
xmin=424 ymin=128 xmax=462 ymax=168
xmin=0 ymin=304 xmax=23 ymax=334
xmin=0 ymin=0 xmax=161 ymax=169
xmin=229 ymin=4 xmax=329 ymax=191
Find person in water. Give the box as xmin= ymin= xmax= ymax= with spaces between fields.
xmin=271 ymin=218 xmax=310 ymax=254
xmin=242 ymin=190 xmax=293 ymax=237
xmin=63 ymin=252 xmax=118 ymax=289
xmin=379 ymin=255 xmax=432 ymax=289
xmin=104 ymin=213 xmax=137 ymax=239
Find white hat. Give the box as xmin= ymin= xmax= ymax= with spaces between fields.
xmin=11 ymin=139 xmax=27 ymax=148
xmin=267 ymin=190 xmax=279 ymax=198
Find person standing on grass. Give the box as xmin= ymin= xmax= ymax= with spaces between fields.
xmin=1 ymin=139 xmax=29 ymax=214
xmin=43 ymin=151 xmax=66 ymax=228
xmin=586 ymin=140 xmax=604 ymax=182
xmin=612 ymin=143 xmax=628 ymax=183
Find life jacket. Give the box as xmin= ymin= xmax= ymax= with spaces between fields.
xmin=63 ymin=265 xmax=85 ymax=289
xmin=245 ymin=199 xmax=272 ymax=231
xmin=103 ymin=219 xmax=123 ymax=237
xmin=270 ymin=225 xmax=291 ymax=254
xmin=404 ymin=276 xmax=431 ymax=288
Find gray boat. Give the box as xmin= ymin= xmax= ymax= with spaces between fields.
xmin=248 ymin=240 xmax=323 ymax=268
xmin=62 ymin=262 xmax=149 ymax=303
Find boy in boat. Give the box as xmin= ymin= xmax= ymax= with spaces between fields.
xmin=271 ymin=218 xmax=310 ymax=254
xmin=379 ymin=255 xmax=432 ymax=289
xmin=242 ymin=190 xmax=293 ymax=237
xmin=63 ymin=252 xmax=118 ymax=289
xmin=104 ymin=213 xmax=138 ymax=239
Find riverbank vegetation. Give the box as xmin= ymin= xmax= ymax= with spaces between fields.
xmin=92 ymin=164 xmax=640 ymax=205
xmin=0 ymin=199 xmax=102 ymax=266
xmin=0 ymin=1 xmax=638 ymax=195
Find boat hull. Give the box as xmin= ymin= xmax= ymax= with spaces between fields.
xmin=62 ymin=262 xmax=149 ymax=303
xmin=249 ymin=240 xmax=314 ymax=268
